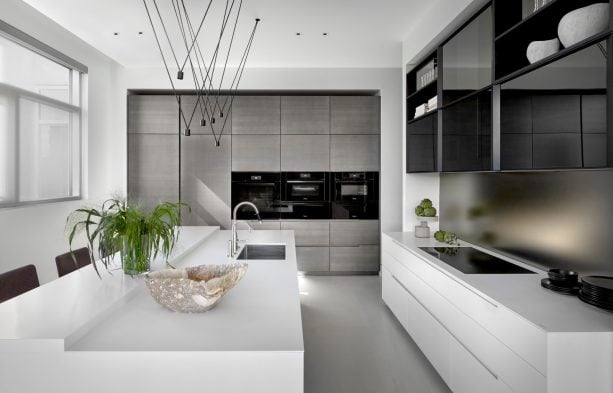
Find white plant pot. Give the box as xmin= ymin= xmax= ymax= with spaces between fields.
xmin=526 ymin=38 xmax=560 ymax=63
xmin=558 ymin=3 xmax=609 ymax=48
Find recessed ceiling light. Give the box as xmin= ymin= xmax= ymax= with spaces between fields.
xmin=323 ymin=32 xmax=328 ymax=36
xmin=113 ymin=32 xmax=119 ymax=36
xmin=138 ymin=31 xmax=143 ymax=35
xmin=296 ymin=32 xmax=301 ymax=36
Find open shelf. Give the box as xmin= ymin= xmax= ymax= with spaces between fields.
xmin=494 ymin=0 xmax=610 ymax=80
xmin=407 ymin=109 xmax=438 ymax=125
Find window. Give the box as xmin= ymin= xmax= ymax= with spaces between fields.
xmin=0 ymin=23 xmax=86 ymax=207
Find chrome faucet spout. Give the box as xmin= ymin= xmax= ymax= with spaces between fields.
xmin=231 ymin=202 xmax=261 ymax=257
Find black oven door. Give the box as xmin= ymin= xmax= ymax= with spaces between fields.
xmin=282 ymin=202 xmax=330 ymax=219
xmin=283 ymin=172 xmax=328 ymax=201
xmin=333 ymin=172 xmax=378 ymax=203
xmin=332 ymin=202 xmax=379 ymax=219
xmin=231 ymin=173 xmax=283 ymax=219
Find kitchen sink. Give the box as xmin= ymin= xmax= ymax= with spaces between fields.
xmin=236 ymin=244 xmax=286 ymax=260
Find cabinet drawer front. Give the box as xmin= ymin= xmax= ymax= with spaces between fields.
xmin=382 ymin=267 xmax=409 ymax=330
xmin=281 ymin=221 xmax=329 ymax=246
xmin=383 ymin=235 xmax=547 ymax=375
xmin=330 ymin=246 xmax=379 ymax=272
xmin=296 ymin=247 xmax=329 ymax=272
xmin=247 ymin=221 xmax=281 ymax=230
xmin=385 ymin=250 xmax=546 ymax=393
xmin=330 ymin=220 xmax=379 ymax=246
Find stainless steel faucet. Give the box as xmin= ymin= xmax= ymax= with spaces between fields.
xmin=230 ymin=202 xmax=262 ymax=257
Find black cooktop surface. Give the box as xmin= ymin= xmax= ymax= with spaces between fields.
xmin=419 ymin=247 xmax=536 ymax=274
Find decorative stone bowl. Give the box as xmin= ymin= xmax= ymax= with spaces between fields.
xmin=526 ymin=38 xmax=560 ymax=64
xmin=558 ymin=3 xmax=609 ymax=48
xmin=144 ymin=263 xmax=248 ymax=313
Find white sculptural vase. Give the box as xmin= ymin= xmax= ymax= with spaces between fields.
xmin=526 ymin=38 xmax=560 ymax=64
xmin=558 ymin=3 xmax=610 ymax=48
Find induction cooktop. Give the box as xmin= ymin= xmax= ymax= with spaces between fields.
xmin=419 ymin=247 xmax=536 ymax=274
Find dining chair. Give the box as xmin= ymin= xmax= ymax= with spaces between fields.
xmin=55 ymin=247 xmax=92 ymax=277
xmin=0 ymin=264 xmax=40 ymax=303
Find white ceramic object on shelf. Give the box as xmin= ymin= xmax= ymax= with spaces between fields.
xmin=144 ymin=263 xmax=248 ymax=312
xmin=415 ymin=216 xmax=438 ymax=238
xmin=557 ymin=3 xmax=609 ymax=48
xmin=526 ymin=38 xmax=560 ymax=63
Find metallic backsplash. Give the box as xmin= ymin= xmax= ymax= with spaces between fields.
xmin=440 ymin=170 xmax=613 ymax=275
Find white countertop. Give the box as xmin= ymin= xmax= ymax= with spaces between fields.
xmin=385 ymin=232 xmax=613 ymax=333
xmin=0 ymin=227 xmax=304 ymax=354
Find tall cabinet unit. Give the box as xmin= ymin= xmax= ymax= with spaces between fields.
xmin=127 ymin=95 xmax=179 ymax=212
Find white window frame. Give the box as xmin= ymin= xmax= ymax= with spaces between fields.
xmin=0 ymin=19 xmax=87 ymax=208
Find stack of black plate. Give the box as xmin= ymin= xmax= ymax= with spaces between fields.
xmin=579 ymin=276 xmax=613 ymax=311
xmin=541 ymin=269 xmax=580 ymax=295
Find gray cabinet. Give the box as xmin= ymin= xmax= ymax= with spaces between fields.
xmin=330 ymin=220 xmax=380 ymax=246
xmin=330 ymin=135 xmax=380 ymax=171
xmin=231 ymin=135 xmax=281 ymax=171
xmin=128 ymin=95 xmax=179 ymax=134
xmin=281 ymin=96 xmax=330 ymax=134
xmin=247 ymin=221 xmax=281 ymax=230
xmin=297 ymin=247 xmax=330 ymax=272
xmin=330 ymin=246 xmax=380 ymax=272
xmin=180 ymin=134 xmax=231 ymax=228
xmin=281 ymin=221 xmax=330 ymax=246
xmin=330 ymin=96 xmax=380 ymax=134
xmin=181 ymin=95 xmax=231 ymax=135
xmin=128 ymin=134 xmax=179 ymax=212
xmin=281 ymin=135 xmax=330 ymax=171
xmin=231 ymin=96 xmax=280 ymax=134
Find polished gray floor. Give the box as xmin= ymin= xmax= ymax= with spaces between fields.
xmin=299 ymin=275 xmax=451 ymax=393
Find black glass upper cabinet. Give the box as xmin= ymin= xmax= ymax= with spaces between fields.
xmin=442 ymin=6 xmax=493 ymax=105
xmin=500 ymin=40 xmax=608 ymax=170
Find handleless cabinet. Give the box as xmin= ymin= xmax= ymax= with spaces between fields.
xmin=231 ymin=135 xmax=281 ymax=171
xmin=128 ymin=134 xmax=179 ymax=212
xmin=330 ymin=245 xmax=380 ymax=272
xmin=180 ymin=95 xmax=231 ymax=135
xmin=331 ymin=96 xmax=380 ymax=134
xmin=281 ymin=96 xmax=330 ymax=134
xmin=296 ymin=247 xmax=330 ymax=272
xmin=128 ymin=95 xmax=179 ymax=134
xmin=281 ymin=135 xmax=330 ymax=171
xmin=281 ymin=221 xmax=330 ymax=246
xmin=330 ymin=220 xmax=380 ymax=246
xmin=181 ymin=134 xmax=231 ymax=228
xmin=231 ymin=96 xmax=280 ymax=134
xmin=330 ymin=135 xmax=380 ymax=171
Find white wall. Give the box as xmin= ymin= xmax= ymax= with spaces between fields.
xmin=0 ymin=0 xmax=125 ymax=284
xmin=401 ymin=0 xmax=486 ymax=232
xmin=122 ymin=66 xmax=404 ymax=235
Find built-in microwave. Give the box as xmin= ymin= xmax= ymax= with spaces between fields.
xmin=231 ymin=172 xmax=288 ymax=219
xmin=283 ymin=172 xmax=329 ymax=202
xmin=331 ymin=172 xmax=379 ymax=219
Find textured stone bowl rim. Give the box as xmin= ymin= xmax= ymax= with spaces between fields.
xmin=144 ymin=263 xmax=248 ymax=313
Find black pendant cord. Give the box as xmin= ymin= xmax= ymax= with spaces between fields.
xmin=172 ymin=0 xmax=212 ymax=133
xmin=152 ymin=0 xmax=180 ymax=70
xmin=214 ymin=0 xmax=244 ymax=116
xmin=142 ymin=0 xmax=189 ymax=127
xmin=218 ymin=18 xmax=259 ymax=137
xmin=177 ymin=0 xmax=213 ymax=75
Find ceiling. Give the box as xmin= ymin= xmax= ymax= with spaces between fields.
xmin=21 ymin=0 xmax=437 ymax=68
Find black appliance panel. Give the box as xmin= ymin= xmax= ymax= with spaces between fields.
xmin=332 ymin=172 xmax=379 ymax=203
xmin=332 ymin=202 xmax=379 ymax=220
xmin=283 ymin=172 xmax=329 ymax=202
xmin=231 ymin=172 xmax=285 ymax=219
xmin=420 ymin=247 xmax=536 ymax=274
xmin=282 ymin=202 xmax=330 ymax=220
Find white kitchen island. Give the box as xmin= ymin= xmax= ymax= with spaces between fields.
xmin=0 ymin=227 xmax=304 ymax=393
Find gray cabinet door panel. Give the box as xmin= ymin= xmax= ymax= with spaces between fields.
xmin=330 ymin=246 xmax=380 ymax=272
xmin=281 ymin=135 xmax=330 ymax=171
xmin=330 ymin=220 xmax=380 ymax=246
xmin=281 ymin=221 xmax=330 ymax=246
xmin=181 ymin=95 xmax=231 ymax=135
xmin=281 ymin=96 xmax=330 ymax=134
xmin=331 ymin=96 xmax=380 ymax=134
xmin=231 ymin=96 xmax=280 ymax=134
xmin=128 ymin=134 xmax=179 ymax=212
xmin=247 ymin=221 xmax=282 ymax=230
xmin=297 ymin=247 xmax=330 ymax=272
xmin=330 ymin=135 xmax=380 ymax=171
xmin=128 ymin=95 xmax=179 ymax=134
xmin=232 ymin=135 xmax=281 ymax=171
xmin=181 ymin=134 xmax=231 ymax=228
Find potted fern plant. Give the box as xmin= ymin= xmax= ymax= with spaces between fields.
xmin=66 ymin=199 xmax=187 ymax=276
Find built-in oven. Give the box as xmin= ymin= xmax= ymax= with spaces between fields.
xmin=231 ymin=172 xmax=288 ymax=220
xmin=331 ymin=172 xmax=379 ymax=219
xmin=283 ymin=172 xmax=329 ymax=201
xmin=281 ymin=172 xmax=330 ymax=219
